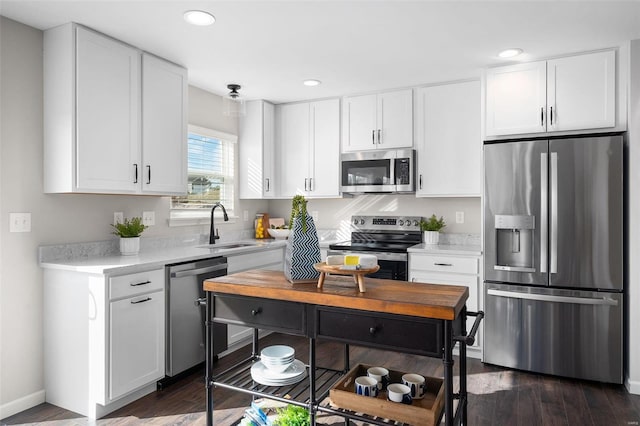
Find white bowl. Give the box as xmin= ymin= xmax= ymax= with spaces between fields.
xmin=263 ymin=360 xmax=295 ymax=374
xmin=261 ymin=345 xmax=295 ymax=361
xmin=268 ymin=228 xmax=291 ymax=239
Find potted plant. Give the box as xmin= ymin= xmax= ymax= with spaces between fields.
xmin=420 ymin=214 xmax=446 ymax=245
xmin=284 ymin=195 xmax=321 ymax=283
xmin=111 ymin=216 xmax=147 ymax=255
xmin=274 ymin=404 xmax=310 ymax=426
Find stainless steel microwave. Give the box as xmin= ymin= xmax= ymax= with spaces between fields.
xmin=341 ymin=149 xmax=415 ymax=194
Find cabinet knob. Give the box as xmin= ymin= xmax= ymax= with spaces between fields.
xmin=251 ymin=308 xmax=262 ymax=316
xmin=369 ymin=326 xmax=378 ymax=335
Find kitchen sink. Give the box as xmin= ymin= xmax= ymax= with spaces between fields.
xmin=197 ymin=242 xmax=259 ymax=250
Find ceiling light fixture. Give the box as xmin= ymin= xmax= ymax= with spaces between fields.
xmin=303 ymin=79 xmax=321 ymax=87
xmin=183 ymin=10 xmax=216 ymax=26
xmin=223 ymin=84 xmax=246 ymax=117
xmin=498 ymin=48 xmax=524 ymax=59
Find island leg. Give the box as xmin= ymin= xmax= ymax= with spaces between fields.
xmin=205 ymin=292 xmax=215 ymax=426
xmin=443 ymin=320 xmax=454 ymax=426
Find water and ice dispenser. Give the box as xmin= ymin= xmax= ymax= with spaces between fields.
xmin=494 ymin=215 xmax=536 ymax=273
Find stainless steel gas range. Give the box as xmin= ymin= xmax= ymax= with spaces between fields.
xmin=328 ymin=215 xmax=422 ymax=281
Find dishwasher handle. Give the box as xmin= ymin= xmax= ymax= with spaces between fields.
xmin=170 ymin=263 xmax=227 ymax=278
xmin=487 ymin=288 xmax=619 ymax=306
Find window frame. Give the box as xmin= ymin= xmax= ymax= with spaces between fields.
xmin=169 ymin=124 xmax=238 ymax=227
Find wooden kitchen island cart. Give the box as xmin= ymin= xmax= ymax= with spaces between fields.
xmin=203 ymin=270 xmax=483 ymax=426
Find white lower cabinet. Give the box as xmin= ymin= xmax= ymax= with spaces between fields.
xmin=408 ymin=253 xmax=482 ymax=358
xmin=44 ymin=267 xmax=165 ymax=419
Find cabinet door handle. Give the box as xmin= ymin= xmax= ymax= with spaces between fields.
xmin=265 ymin=178 xmax=270 ymax=192
xmin=304 ymin=178 xmax=308 ymax=191
xmin=146 ymin=165 xmax=151 ymax=184
xmin=550 ymin=106 xmax=554 ymax=125
xmin=419 ymin=174 xmax=423 ymax=189
xmin=309 ymin=177 xmax=313 ymax=191
xmin=130 ymin=280 xmax=151 ymax=287
xmin=133 ymin=164 xmax=138 ymax=183
xmin=541 ymin=107 xmax=544 ymax=127
xmin=377 ymin=129 xmax=381 ymax=144
xmin=434 ymin=263 xmax=453 ymax=267
xmin=131 ymin=297 xmax=152 ymax=304
xmin=251 ymin=308 xmax=262 ymax=316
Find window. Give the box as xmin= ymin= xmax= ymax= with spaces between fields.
xmin=171 ymin=125 xmax=237 ymax=221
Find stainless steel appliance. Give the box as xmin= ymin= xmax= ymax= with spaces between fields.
xmin=165 ymin=257 xmax=228 ymax=379
xmin=341 ymin=149 xmax=415 ymax=194
xmin=328 ymin=215 xmax=422 ymax=280
xmin=483 ymin=134 xmax=623 ymax=383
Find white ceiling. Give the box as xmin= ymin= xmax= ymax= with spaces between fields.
xmin=2 ymin=1 xmax=640 ymax=104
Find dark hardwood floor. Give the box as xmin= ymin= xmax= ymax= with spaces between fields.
xmin=2 ymin=333 xmax=640 ymax=425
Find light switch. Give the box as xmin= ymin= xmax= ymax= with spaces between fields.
xmin=114 ymin=212 xmax=124 ymax=225
xmin=243 ymin=210 xmax=249 ymax=221
xmin=9 ymin=212 xmax=31 ymax=232
xmin=312 ymin=211 xmax=319 ymax=223
xmin=142 ymin=211 xmax=155 ymax=226
xmin=455 ymin=211 xmax=464 ymax=224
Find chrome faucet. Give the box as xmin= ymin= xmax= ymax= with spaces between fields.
xmin=209 ymin=202 xmax=229 ymax=244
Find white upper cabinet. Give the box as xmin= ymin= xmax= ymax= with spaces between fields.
xmin=486 ymin=50 xmax=616 ymax=137
xmin=141 ymin=54 xmax=188 ymax=194
xmin=44 ymin=23 xmax=187 ymax=195
xmin=415 ymin=81 xmax=481 ymax=197
xmin=342 ymin=89 xmax=413 ymax=151
xmin=277 ymin=99 xmax=340 ymax=198
xmin=239 ymin=100 xmax=276 ymax=199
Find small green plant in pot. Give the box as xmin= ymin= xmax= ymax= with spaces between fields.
xmin=420 ymin=214 xmax=446 ymax=245
xmin=111 ymin=216 xmax=147 ymax=255
xmin=274 ymin=404 xmax=310 ymax=426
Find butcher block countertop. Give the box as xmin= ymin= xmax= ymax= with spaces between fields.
xmin=203 ymin=270 xmax=468 ymax=321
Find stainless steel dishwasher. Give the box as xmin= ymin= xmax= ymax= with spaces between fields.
xmin=165 ymin=257 xmax=228 ymax=378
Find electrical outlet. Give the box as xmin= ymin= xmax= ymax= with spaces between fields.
xmin=142 ymin=211 xmax=155 ymax=226
xmin=312 ymin=210 xmax=319 ymax=223
xmin=243 ymin=210 xmax=249 ymax=221
xmin=114 ymin=212 xmax=124 ymax=225
xmin=456 ymin=211 xmax=465 ymax=224
xmin=9 ymin=212 xmax=31 ymax=232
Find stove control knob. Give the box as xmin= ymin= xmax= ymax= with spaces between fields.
xmin=413 ymin=220 xmax=419 ymax=226
xmin=404 ymin=218 xmax=411 ymax=225
xmin=353 ymin=219 xmax=359 ymax=225
xmin=360 ymin=219 xmax=365 ymax=225
xmin=398 ymin=220 xmax=404 ymax=226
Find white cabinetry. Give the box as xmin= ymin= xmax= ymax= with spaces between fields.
xmin=44 ymin=267 xmax=165 ymax=418
xmin=226 ymin=247 xmax=285 ymax=347
xmin=415 ymin=81 xmax=481 ymax=197
xmin=486 ymin=50 xmax=616 ymax=137
xmin=277 ymin=99 xmax=340 ymax=198
xmin=239 ymin=100 xmax=276 ymax=199
xmin=342 ymin=89 xmax=413 ymax=151
xmin=409 ymin=253 xmax=482 ymax=358
xmin=44 ymin=23 xmax=187 ymax=195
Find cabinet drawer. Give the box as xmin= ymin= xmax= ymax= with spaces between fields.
xmin=316 ymin=307 xmax=443 ymax=357
xmin=214 ymin=294 xmax=306 ymax=335
xmin=109 ymin=269 xmax=164 ymax=300
xmin=410 ymin=254 xmax=478 ymax=274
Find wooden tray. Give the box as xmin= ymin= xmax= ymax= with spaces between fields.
xmin=313 ymin=262 xmax=380 ymax=292
xmin=329 ymin=364 xmax=444 ymax=426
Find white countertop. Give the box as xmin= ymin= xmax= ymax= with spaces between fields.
xmin=408 ymin=243 xmax=482 ymax=256
xmin=40 ymin=239 xmax=287 ymax=275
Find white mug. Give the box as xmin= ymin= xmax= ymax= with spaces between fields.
xmin=354 ymin=376 xmax=378 ymax=397
xmin=367 ymin=366 xmax=390 ymax=390
xmin=387 ymin=383 xmax=412 ymax=404
xmin=401 ymin=373 xmax=426 ymax=400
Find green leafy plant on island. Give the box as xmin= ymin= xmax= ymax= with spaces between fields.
xmin=274 ymin=404 xmax=311 ymax=426
xmin=111 ymin=216 xmax=147 ymax=238
xmin=420 ymin=214 xmax=446 ymax=232
xmin=288 ymin=195 xmax=309 ymax=233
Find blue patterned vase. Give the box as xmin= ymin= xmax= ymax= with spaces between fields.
xmin=284 ymin=213 xmax=321 ymax=283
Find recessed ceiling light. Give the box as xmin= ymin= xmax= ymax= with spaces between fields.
xmin=303 ymin=79 xmax=321 ymax=87
xmin=498 ymin=48 xmax=523 ymax=59
xmin=183 ymin=10 xmax=216 ymax=26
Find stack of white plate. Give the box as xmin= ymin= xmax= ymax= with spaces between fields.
xmin=251 ymin=345 xmax=306 ymax=386
xmin=260 ymin=345 xmax=295 ymax=373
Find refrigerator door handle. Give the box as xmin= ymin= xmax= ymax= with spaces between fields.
xmin=550 ymin=152 xmax=558 ymax=274
xmin=487 ymin=288 xmax=618 ymax=306
xmin=540 ymin=153 xmax=548 ymax=273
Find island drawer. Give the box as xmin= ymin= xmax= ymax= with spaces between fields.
xmin=213 ymin=294 xmax=306 ymax=335
xmin=315 ymin=307 xmax=443 ymax=357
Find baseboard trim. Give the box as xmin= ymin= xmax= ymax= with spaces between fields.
xmin=0 ymin=389 xmax=45 ymax=420
xmin=625 ymin=376 xmax=640 ymax=395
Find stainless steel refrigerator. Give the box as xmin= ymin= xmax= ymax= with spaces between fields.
xmin=483 ymin=134 xmax=623 ymax=384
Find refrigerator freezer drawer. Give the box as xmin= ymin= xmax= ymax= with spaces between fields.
xmin=483 ymin=283 xmax=623 ymax=384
